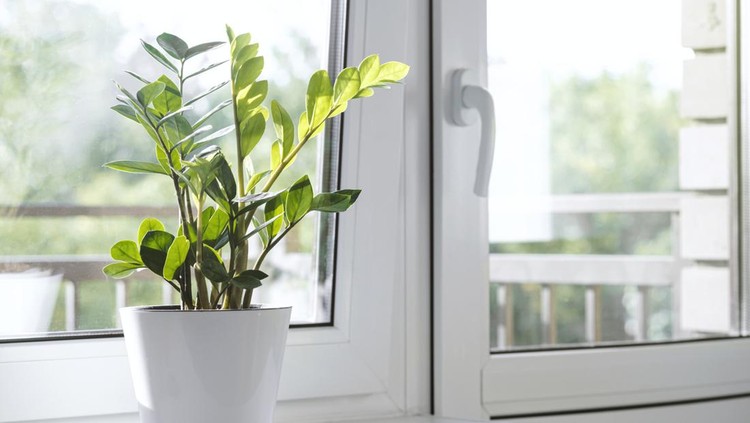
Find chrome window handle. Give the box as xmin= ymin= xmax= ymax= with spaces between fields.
xmin=450 ymin=69 xmax=496 ymax=197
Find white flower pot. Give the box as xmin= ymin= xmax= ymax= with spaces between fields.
xmin=120 ymin=305 xmax=292 ymax=423
xmin=0 ymin=269 xmax=62 ymax=336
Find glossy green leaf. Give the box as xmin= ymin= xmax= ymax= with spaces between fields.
xmin=328 ymin=102 xmax=347 ymax=119
xmin=157 ymin=106 xmax=194 ymax=129
xmin=237 ymin=80 xmax=267 ymax=117
xmin=141 ymin=40 xmax=178 ymax=73
xmin=163 ymin=235 xmax=189 ymax=281
xmin=136 ymin=114 xmax=160 ymax=143
xmin=270 ymin=139 xmax=282 ymax=170
xmin=156 ymin=144 xmax=182 ymax=173
xmin=157 ymin=33 xmax=188 ymax=60
xmin=200 ymin=245 xmax=229 ymax=283
xmin=153 ymin=75 xmax=182 ymax=115
xmin=271 ymin=100 xmax=294 ymax=156
xmin=184 ymin=41 xmax=224 ymax=60
xmin=111 ymin=240 xmax=142 ymax=264
xmin=240 ymin=112 xmax=266 ymax=158
xmin=239 ymin=215 xmax=280 ymax=243
xmin=246 ymin=170 xmax=271 ymax=193
xmin=230 ymin=269 xmax=267 ymax=290
xmin=232 ymin=43 xmax=259 ymax=76
xmin=193 ymin=99 xmax=233 ymax=129
xmin=377 ymin=61 xmax=410 ymax=83
xmin=104 ymin=160 xmax=168 ymax=176
xmin=124 ymin=70 xmax=151 ymax=85
xmin=111 ymin=104 xmax=138 ymax=122
xmin=234 ymin=56 xmax=264 ymax=92
xmin=264 ymin=193 xmax=285 ymax=239
xmin=184 ymin=60 xmax=228 ymax=81
xmin=225 ymin=24 xmax=236 ymax=42
xmin=285 ymin=175 xmax=313 ymax=224
xmin=136 ymin=81 xmax=166 ymax=108
xmin=305 ymin=70 xmax=333 ymax=128
xmin=196 ymin=124 xmax=234 ymax=145
xmin=140 ymin=230 xmax=175 ymax=277
xmin=311 ymin=189 xmax=361 ymax=212
xmin=230 ymin=33 xmax=252 ymax=55
xmin=354 ymin=87 xmax=375 ymax=98
xmin=138 ymin=218 xmax=166 ymax=243
xmin=333 ymin=67 xmax=361 ymax=104
xmin=358 ymin=54 xmax=380 ymax=87
xmin=103 ymin=262 xmax=141 ymax=279
xmin=203 ymin=208 xmax=229 ymax=241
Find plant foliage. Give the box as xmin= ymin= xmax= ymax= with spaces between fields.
xmin=103 ymin=27 xmax=409 ymax=309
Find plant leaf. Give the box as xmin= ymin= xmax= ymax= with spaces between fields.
xmin=111 ymin=240 xmax=142 ymax=264
xmin=232 ymin=43 xmax=259 ymax=76
xmin=138 ymin=218 xmax=166 ymax=243
xmin=230 ymin=33 xmax=252 ymax=56
xmin=246 ymin=170 xmax=271 ymax=193
xmin=157 ymin=33 xmax=189 ymax=60
xmin=196 ymin=124 xmax=234 ymax=145
xmin=103 ymin=262 xmax=141 ymax=279
xmin=377 ymin=61 xmax=410 ymax=83
xmin=163 ymin=235 xmax=190 ymax=281
xmin=311 ymin=189 xmax=362 ymax=212
xmin=305 ymin=70 xmax=333 ymax=129
xmin=184 ymin=80 xmax=230 ymax=107
xmin=111 ymin=104 xmax=139 ymax=122
xmin=140 ymin=230 xmax=175 ymax=277
xmin=193 ymin=99 xmax=233 ymax=130
xmin=104 ymin=160 xmax=169 ymax=176
xmin=285 ymin=175 xmax=313 ymax=224
xmin=270 ymin=139 xmax=283 ymax=170
xmin=354 ymin=87 xmax=375 ymax=98
xmin=136 ymin=81 xmax=166 ymax=108
xmin=230 ymin=269 xmax=268 ymax=290
xmin=185 ymin=41 xmax=225 ymax=60
xmin=264 ymin=193 xmax=286 ymax=239
xmin=153 ymin=75 xmax=182 ymax=115
xmin=271 ymin=100 xmax=294 ymax=156
xmin=237 ymin=80 xmax=267 ymax=117
xmin=239 ymin=215 xmax=280 ymax=243
xmin=358 ymin=54 xmax=380 ymax=87
xmin=234 ymin=56 xmax=264 ymax=92
xmin=184 ymin=60 xmax=228 ymax=81
xmin=203 ymin=208 xmax=229 ymax=241
xmin=240 ymin=113 xmax=266 ymax=158
xmin=333 ymin=67 xmax=361 ymax=105
xmin=141 ymin=40 xmax=178 ymax=73
xmin=200 ymin=245 xmax=229 ymax=283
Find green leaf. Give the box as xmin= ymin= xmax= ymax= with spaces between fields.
xmin=104 ymin=160 xmax=168 ymax=176
xmin=140 ymin=230 xmax=175 ymax=277
xmin=271 ymin=100 xmax=294 ymax=156
xmin=237 ymin=80 xmax=267 ymax=117
xmin=136 ymin=114 xmax=159 ymax=143
xmin=196 ymin=124 xmax=235 ymax=145
xmin=184 ymin=81 xmax=230 ymax=107
xmin=226 ymin=25 xmax=236 ymax=42
xmin=240 ymin=113 xmax=266 ymax=158
xmin=240 ymin=215 xmax=280 ymax=243
xmin=333 ymin=67 xmax=361 ymax=105
xmin=247 ymin=170 xmax=271 ymax=193
xmin=354 ymin=87 xmax=375 ymax=98
xmin=311 ymin=189 xmax=361 ymax=212
xmin=234 ymin=56 xmax=264 ymax=92
xmin=124 ymin=70 xmax=152 ymax=85
xmin=200 ymin=245 xmax=229 ymax=283
xmin=153 ymin=75 xmax=182 ymax=115
xmin=232 ymin=43 xmax=259 ymax=76
xmin=111 ymin=104 xmax=138 ymax=122
xmin=271 ymin=139 xmax=283 ymax=170
xmin=377 ymin=61 xmax=410 ymax=83
xmin=156 ymin=144 xmax=182 ymax=173
xmin=193 ymin=99 xmax=233 ymax=130
xmin=157 ymin=106 xmax=194 ymax=129
xmin=230 ymin=33 xmax=252 ymax=56
xmin=111 ymin=240 xmax=142 ymax=264
xmin=157 ymin=33 xmax=189 ymax=60
xmin=298 ymin=111 xmax=324 ymax=141
xmin=137 ymin=81 xmax=166 ymax=108
xmin=163 ymin=235 xmax=189 ymax=281
xmin=230 ymin=269 xmax=268 ymax=290
xmin=185 ymin=41 xmax=224 ymax=60
xmin=138 ymin=218 xmax=166 ymax=243
xmin=184 ymin=60 xmax=228 ymax=81
xmin=264 ymin=194 xmax=286 ymax=239
xmin=103 ymin=262 xmax=141 ymax=279
xmin=285 ymin=175 xmax=313 ymax=224
xmin=358 ymin=54 xmax=380 ymax=87
xmin=305 ymin=70 xmax=333 ymax=128
xmin=203 ymin=208 xmax=229 ymax=241
xmin=141 ymin=40 xmax=178 ymax=73
xmin=329 ymin=102 xmax=347 ymax=119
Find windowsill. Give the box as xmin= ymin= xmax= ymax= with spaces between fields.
xmin=26 ymin=415 xmax=476 ymax=423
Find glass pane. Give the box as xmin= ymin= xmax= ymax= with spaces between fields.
xmin=487 ymin=0 xmax=736 ymax=351
xmin=0 ymin=0 xmax=337 ymax=339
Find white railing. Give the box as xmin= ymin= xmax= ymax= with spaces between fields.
xmin=489 ymin=192 xmax=685 ymax=349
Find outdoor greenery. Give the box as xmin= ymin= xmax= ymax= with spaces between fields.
xmin=102 ymin=27 xmax=409 ymax=310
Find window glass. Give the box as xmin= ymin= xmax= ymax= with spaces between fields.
xmin=0 ymin=0 xmax=337 ymax=339
xmin=487 ymin=0 xmax=735 ymax=350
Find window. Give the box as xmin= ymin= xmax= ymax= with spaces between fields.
xmin=433 ymin=0 xmax=750 ymax=420
xmin=0 ymin=0 xmax=337 ymax=339
xmin=0 ymin=1 xmax=431 ymax=422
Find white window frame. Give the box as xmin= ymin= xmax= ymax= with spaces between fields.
xmin=0 ymin=1 xmax=433 ymax=422
xmin=432 ymin=0 xmax=750 ymax=420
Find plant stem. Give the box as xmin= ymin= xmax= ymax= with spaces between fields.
xmin=194 ymin=195 xmax=211 ymax=309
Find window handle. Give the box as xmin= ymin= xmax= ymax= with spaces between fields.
xmin=450 ymin=69 xmax=496 ymax=197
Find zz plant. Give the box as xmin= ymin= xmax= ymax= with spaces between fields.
xmin=103 ymin=26 xmax=409 ymax=310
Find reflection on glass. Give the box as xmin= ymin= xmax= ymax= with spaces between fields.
xmin=487 ymin=0 xmax=732 ymax=351
xmin=0 ymin=0 xmax=333 ymax=338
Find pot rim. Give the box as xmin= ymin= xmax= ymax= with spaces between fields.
xmin=120 ymin=304 xmax=292 ymax=313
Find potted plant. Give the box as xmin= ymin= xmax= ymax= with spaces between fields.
xmin=0 ymin=264 xmax=62 ymax=336
xmin=103 ymin=26 xmax=408 ymax=423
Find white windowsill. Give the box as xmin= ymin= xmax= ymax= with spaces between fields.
xmin=26 ymin=414 xmax=474 ymax=423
